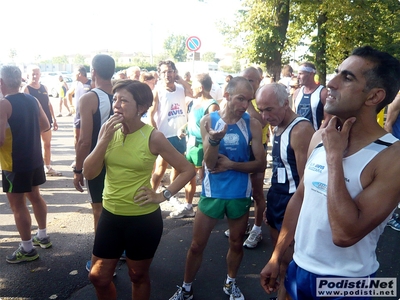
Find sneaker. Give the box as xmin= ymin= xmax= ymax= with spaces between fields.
xmin=169 ymin=286 xmax=193 ymax=300
xmin=6 ymin=245 xmax=39 ymax=264
xmin=169 ymin=196 xmax=182 ymax=207
xmin=46 ymin=167 xmax=62 ymax=177
xmin=86 ymin=260 xmax=117 ymax=277
xmin=223 ymin=281 xmax=245 ymax=300
xmin=243 ymin=230 xmax=262 ymax=248
xmin=32 ymin=234 xmax=52 ymax=249
xmin=86 ymin=260 xmax=91 ymax=272
xmin=224 ymin=223 xmax=252 ymax=238
xmin=67 ymin=112 xmax=72 ymax=116
xmin=387 ymin=213 xmax=400 ymax=231
xmin=170 ymin=205 xmax=195 ymax=219
xmin=56 ymin=113 xmax=62 ymax=117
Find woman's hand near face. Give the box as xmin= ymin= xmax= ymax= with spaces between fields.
xmin=99 ymin=113 xmax=124 ymax=143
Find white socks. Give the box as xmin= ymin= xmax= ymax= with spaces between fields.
xmin=252 ymin=225 xmax=262 ymax=234
xmin=22 ymin=240 xmax=33 ymax=252
xmin=37 ymin=228 xmax=47 ymax=239
xmin=226 ymin=275 xmax=235 ymax=284
xmin=182 ymin=282 xmax=192 ymax=292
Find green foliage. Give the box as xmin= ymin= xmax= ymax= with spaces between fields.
xmin=52 ymin=55 xmax=69 ymax=64
xmin=222 ymin=0 xmax=400 ymax=86
xmin=8 ymin=48 xmax=17 ymax=60
xmin=223 ymin=0 xmax=290 ymax=80
xmin=163 ymin=34 xmax=188 ymax=62
xmin=201 ymin=52 xmax=217 ymax=62
xmin=220 ymin=55 xmax=242 ymax=74
xmin=290 ymin=0 xmax=400 ymax=83
xmin=73 ymin=54 xmax=86 ymax=66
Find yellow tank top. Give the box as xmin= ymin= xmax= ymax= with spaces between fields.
xmin=251 ymin=99 xmax=269 ymax=144
xmin=376 ymin=108 xmax=385 ymax=128
xmin=103 ymin=124 xmax=158 ymax=216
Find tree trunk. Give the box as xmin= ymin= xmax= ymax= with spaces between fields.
xmin=266 ymin=0 xmax=290 ymax=81
xmin=315 ymin=11 xmax=327 ymax=86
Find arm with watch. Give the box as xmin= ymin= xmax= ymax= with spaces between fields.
xmin=200 ymin=114 xmax=228 ymax=170
xmin=73 ymin=92 xmax=97 ymax=192
xmin=133 ymin=130 xmax=195 ymax=206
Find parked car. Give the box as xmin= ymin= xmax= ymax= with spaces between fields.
xmin=41 ymin=75 xmax=73 ymax=98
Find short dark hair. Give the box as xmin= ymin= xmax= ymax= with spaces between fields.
xmin=281 ymin=65 xmax=293 ymax=77
xmin=351 ymin=46 xmax=400 ymax=112
xmin=196 ymin=73 xmax=212 ymax=92
xmin=92 ymin=54 xmax=115 ymax=80
xmin=139 ymin=72 xmax=155 ymax=83
xmin=78 ymin=65 xmax=87 ymax=77
xmin=157 ymin=60 xmax=177 ymax=73
xmin=225 ymin=76 xmax=254 ymax=96
xmin=112 ymin=80 xmax=153 ymax=116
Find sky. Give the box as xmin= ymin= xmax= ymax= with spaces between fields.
xmin=1 ymin=0 xmax=242 ymax=63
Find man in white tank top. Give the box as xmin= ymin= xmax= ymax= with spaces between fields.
xmin=149 ymin=60 xmax=192 ymax=195
xmin=260 ymin=46 xmax=400 ymax=300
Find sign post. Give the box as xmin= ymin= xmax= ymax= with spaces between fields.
xmin=186 ymin=36 xmax=201 ymax=75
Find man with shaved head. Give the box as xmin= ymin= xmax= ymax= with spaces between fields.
xmin=170 ymin=77 xmax=265 ymax=300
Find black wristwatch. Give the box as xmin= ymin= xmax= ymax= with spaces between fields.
xmin=73 ymin=167 xmax=83 ymax=174
xmin=208 ymin=136 xmax=221 ymax=146
xmin=163 ymin=189 xmax=172 ymax=201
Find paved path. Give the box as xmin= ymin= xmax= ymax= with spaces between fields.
xmin=0 ymin=111 xmax=399 ymax=300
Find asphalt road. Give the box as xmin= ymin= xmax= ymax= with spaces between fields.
xmin=0 ymin=104 xmax=399 ymax=300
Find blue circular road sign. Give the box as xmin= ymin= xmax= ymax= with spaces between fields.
xmin=186 ymin=36 xmax=201 ymax=52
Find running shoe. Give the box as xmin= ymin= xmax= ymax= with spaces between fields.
xmin=169 ymin=286 xmax=193 ymax=300
xmin=224 ymin=223 xmax=252 ymax=238
xmin=387 ymin=213 xmax=400 ymax=231
xmin=170 ymin=205 xmax=195 ymax=219
xmin=223 ymin=281 xmax=245 ymax=300
xmin=32 ymin=234 xmax=52 ymax=249
xmin=45 ymin=167 xmax=62 ymax=176
xmin=6 ymin=245 xmax=39 ymax=264
xmin=243 ymin=230 xmax=262 ymax=248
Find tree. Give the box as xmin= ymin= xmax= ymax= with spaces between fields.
xmin=221 ymin=0 xmax=290 ymax=81
xmin=224 ymin=0 xmax=400 ymax=86
xmin=8 ymin=48 xmax=17 ymax=62
xmin=73 ymin=54 xmax=86 ymax=65
xmin=201 ymin=52 xmax=216 ymax=62
xmin=290 ymin=0 xmax=400 ymax=84
xmin=52 ymin=55 xmax=69 ymax=64
xmin=163 ymin=34 xmax=188 ymax=62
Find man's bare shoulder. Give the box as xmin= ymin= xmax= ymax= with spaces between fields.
xmin=79 ymin=92 xmax=98 ymax=114
xmin=249 ymin=115 xmax=262 ymax=130
xmin=363 ymin=139 xmax=400 ymax=184
xmin=292 ymin=119 xmax=315 ymax=132
xmin=79 ymin=91 xmax=98 ymax=107
xmin=0 ymin=97 xmax=11 ymax=108
xmin=376 ymin=140 xmax=400 ymax=166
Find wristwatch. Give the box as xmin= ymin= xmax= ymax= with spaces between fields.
xmin=163 ymin=189 xmax=172 ymax=201
xmin=73 ymin=167 xmax=83 ymax=174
